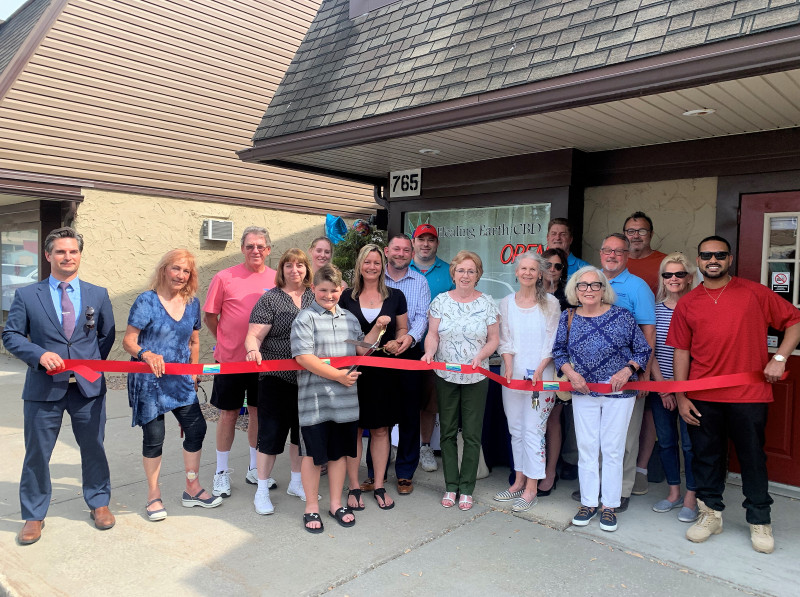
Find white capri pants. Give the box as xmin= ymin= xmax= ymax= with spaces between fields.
xmin=572 ymin=394 xmax=636 ymax=509
xmin=501 ymin=388 xmax=555 ymax=480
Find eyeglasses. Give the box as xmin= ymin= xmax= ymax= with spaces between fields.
xmin=454 ymin=269 xmax=477 ymax=276
xmin=661 ymin=271 xmax=689 ymax=279
xmin=576 ymin=282 xmax=604 ymax=291
xmin=84 ymin=306 xmax=95 ymax=330
xmin=624 ymin=228 xmax=651 ymax=237
xmin=698 ymin=251 xmax=730 ymax=261
xmin=545 ymin=262 xmax=564 ymax=271
xmin=245 ymin=244 xmax=268 ymax=252
xmin=600 ymin=248 xmax=629 ymax=256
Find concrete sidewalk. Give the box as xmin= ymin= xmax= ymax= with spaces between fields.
xmin=0 ymin=353 xmax=796 ymax=597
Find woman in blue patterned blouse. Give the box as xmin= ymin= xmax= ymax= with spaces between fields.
xmin=552 ymin=266 xmax=651 ymax=533
xmin=123 ymin=249 xmax=221 ymax=521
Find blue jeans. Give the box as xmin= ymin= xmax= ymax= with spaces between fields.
xmin=650 ymin=393 xmax=695 ymax=491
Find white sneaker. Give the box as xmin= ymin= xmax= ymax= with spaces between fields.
xmin=254 ymin=490 xmax=274 ymax=515
xmin=287 ymin=482 xmax=307 ymax=501
xmin=245 ymin=468 xmax=277 ymax=489
xmin=419 ymin=445 xmax=438 ymax=472
xmin=212 ymin=470 xmax=232 ymax=497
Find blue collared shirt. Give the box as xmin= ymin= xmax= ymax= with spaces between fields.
xmin=410 ymin=257 xmax=454 ymax=301
xmin=607 ymin=269 xmax=656 ymax=325
xmin=567 ymin=253 xmax=591 ymax=277
xmin=48 ymin=275 xmax=82 ymax=327
xmin=385 ymin=268 xmax=430 ymax=343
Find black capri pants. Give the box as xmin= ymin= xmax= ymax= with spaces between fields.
xmin=142 ymin=403 xmax=207 ymax=458
xmin=257 ymin=374 xmax=300 ymax=455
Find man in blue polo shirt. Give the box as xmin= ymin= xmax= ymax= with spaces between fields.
xmin=600 ymin=232 xmax=656 ymax=512
xmin=547 ymin=218 xmax=591 ymax=276
xmin=410 ymin=224 xmax=454 ymax=472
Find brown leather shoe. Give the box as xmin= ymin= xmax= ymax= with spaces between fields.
xmin=360 ymin=477 xmax=375 ymax=492
xmin=397 ymin=479 xmax=414 ymax=495
xmin=17 ymin=520 xmax=44 ymax=545
xmin=90 ymin=506 xmax=115 ymax=530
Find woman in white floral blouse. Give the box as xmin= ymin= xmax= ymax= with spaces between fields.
xmin=422 ymin=250 xmax=499 ymax=511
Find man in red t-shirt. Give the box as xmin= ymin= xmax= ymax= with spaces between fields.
xmin=623 ymin=212 xmax=666 ymax=498
xmin=668 ymin=236 xmax=800 ymax=554
xmin=203 ymin=226 xmax=277 ymax=498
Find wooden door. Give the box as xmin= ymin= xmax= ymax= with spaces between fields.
xmin=738 ymin=192 xmax=800 ymax=486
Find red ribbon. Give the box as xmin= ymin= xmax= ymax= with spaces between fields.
xmin=52 ymin=357 xmax=781 ymax=394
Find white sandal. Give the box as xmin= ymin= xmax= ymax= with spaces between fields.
xmin=441 ymin=491 xmax=456 ymax=508
xmin=458 ymin=494 xmax=473 ymax=511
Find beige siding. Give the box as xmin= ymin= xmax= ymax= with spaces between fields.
xmin=75 ymin=187 xmax=332 ymax=360
xmin=582 ymin=178 xmax=718 ymax=261
xmin=0 ymin=0 xmax=374 ymax=215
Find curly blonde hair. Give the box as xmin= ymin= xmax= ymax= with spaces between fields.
xmin=149 ymin=249 xmax=198 ymax=304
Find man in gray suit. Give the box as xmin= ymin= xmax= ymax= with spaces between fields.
xmin=2 ymin=227 xmax=115 ymax=545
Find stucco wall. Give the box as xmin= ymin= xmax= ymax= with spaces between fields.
xmin=76 ymin=189 xmax=330 ymax=361
xmin=581 ymin=178 xmax=718 ymax=264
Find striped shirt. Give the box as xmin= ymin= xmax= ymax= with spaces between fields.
xmin=655 ymin=302 xmax=675 ymax=379
xmin=384 ymin=268 xmax=430 ymax=343
xmin=291 ymin=301 xmax=363 ymax=426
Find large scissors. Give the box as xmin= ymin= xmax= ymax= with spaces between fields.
xmin=343 ymin=328 xmax=386 ymax=374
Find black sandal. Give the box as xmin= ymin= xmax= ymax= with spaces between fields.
xmin=328 ymin=506 xmax=356 ymax=527
xmin=373 ymin=487 xmax=395 ymax=510
xmin=303 ymin=512 xmax=324 ymax=534
xmin=347 ymin=488 xmax=365 ymax=511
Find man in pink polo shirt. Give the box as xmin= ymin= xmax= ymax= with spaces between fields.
xmin=204 ymin=226 xmax=276 ymax=498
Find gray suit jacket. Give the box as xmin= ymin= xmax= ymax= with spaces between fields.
xmin=2 ymin=278 xmax=115 ymax=401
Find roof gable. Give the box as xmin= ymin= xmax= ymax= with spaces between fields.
xmin=0 ymin=0 xmax=54 ymax=79
xmin=253 ymin=0 xmax=800 ymax=142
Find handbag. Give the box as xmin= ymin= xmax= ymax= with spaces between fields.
xmin=554 ymin=308 xmax=575 ymax=401
xmin=457 ymin=430 xmax=490 ymax=479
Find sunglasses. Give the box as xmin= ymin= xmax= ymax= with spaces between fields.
xmin=545 ymin=262 xmax=564 ymax=271
xmin=85 ymin=306 xmax=95 ymax=330
xmin=661 ymin=271 xmax=689 ymax=279
xmin=698 ymin=251 xmax=730 ymax=260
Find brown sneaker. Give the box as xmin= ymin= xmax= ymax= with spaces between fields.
xmin=631 ymin=472 xmax=649 ymax=495
xmin=686 ymin=499 xmax=722 ymax=543
xmin=750 ymin=524 xmax=775 ymax=554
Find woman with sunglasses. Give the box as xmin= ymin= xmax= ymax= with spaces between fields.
xmin=538 ymin=247 xmax=572 ymax=496
xmin=542 ymin=247 xmax=570 ymax=311
xmin=552 ymin=266 xmax=651 ymax=532
xmin=650 ymin=253 xmax=698 ymax=522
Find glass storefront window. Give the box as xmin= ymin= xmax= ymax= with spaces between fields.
xmin=2 ymin=228 xmax=40 ymax=324
xmin=405 ymin=203 xmax=551 ymax=302
xmin=763 ymin=213 xmax=799 ymax=308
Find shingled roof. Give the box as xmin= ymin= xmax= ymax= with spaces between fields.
xmin=253 ymin=0 xmax=800 ymax=142
xmin=0 ymin=0 xmax=52 ymax=78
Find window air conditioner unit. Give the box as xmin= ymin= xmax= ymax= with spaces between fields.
xmin=202 ymin=219 xmax=234 ymax=242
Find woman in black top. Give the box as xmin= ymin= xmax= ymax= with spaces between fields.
xmin=244 ymin=248 xmax=315 ymax=515
xmin=537 ymin=247 xmax=572 ymax=496
xmin=339 ymin=244 xmax=408 ymax=511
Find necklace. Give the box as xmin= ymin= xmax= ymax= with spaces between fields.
xmin=702 ymin=278 xmax=730 ymax=304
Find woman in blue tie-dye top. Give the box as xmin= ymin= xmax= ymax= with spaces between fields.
xmin=123 ymin=249 xmax=221 ymax=521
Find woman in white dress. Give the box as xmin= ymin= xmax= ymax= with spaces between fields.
xmin=495 ymin=251 xmax=561 ymax=512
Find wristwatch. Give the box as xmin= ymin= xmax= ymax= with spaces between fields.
xmin=773 ymin=354 xmax=787 ymax=363
xmin=627 ymin=364 xmax=640 ymax=375
xmin=137 ymin=348 xmax=148 ymax=361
